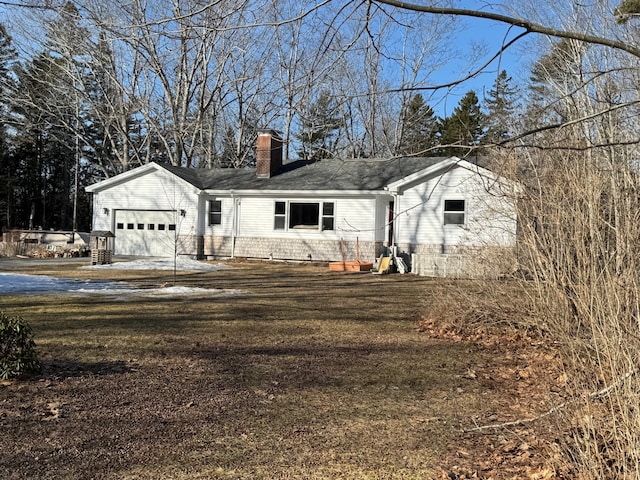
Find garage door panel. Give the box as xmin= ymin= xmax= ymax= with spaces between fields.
xmin=114 ymin=210 xmax=177 ymax=256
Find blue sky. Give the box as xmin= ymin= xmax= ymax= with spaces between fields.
xmin=0 ymin=0 xmax=534 ymax=120
xmin=427 ymin=12 xmax=532 ymax=117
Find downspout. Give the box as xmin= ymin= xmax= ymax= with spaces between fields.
xmin=384 ymin=186 xmax=400 ymax=252
xmin=392 ymin=192 xmax=399 ymax=249
xmin=231 ymin=193 xmax=237 ymax=258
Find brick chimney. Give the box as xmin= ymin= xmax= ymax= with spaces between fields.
xmin=256 ymin=129 xmax=283 ymax=178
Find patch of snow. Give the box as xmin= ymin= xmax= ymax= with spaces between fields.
xmin=81 ymin=257 xmax=227 ymax=272
xmin=0 ymin=273 xmax=131 ymax=295
xmin=0 ymin=272 xmax=241 ymax=298
xmin=72 ymin=285 xmax=242 ymax=299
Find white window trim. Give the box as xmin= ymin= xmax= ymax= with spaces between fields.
xmin=209 ymin=199 xmax=222 ymax=226
xmin=273 ymin=200 xmax=336 ymax=232
xmin=443 ymin=199 xmax=466 ymax=226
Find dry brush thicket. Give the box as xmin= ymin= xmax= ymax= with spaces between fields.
xmin=481 ymin=47 xmax=640 ymax=477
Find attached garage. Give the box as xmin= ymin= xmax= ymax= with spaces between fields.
xmin=114 ymin=210 xmax=178 ymax=257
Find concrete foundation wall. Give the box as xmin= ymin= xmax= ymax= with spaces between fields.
xmin=410 ymin=245 xmax=516 ymax=278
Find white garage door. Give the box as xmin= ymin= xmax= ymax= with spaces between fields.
xmin=114 ymin=210 xmax=178 ymax=256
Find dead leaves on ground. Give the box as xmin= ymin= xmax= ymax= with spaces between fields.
xmin=417 ymin=315 xmax=564 ymax=479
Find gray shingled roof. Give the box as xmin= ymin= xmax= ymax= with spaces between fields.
xmin=158 ymin=157 xmax=452 ymax=191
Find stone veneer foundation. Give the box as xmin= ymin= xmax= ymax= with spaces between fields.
xmin=201 ymin=235 xmax=383 ymax=263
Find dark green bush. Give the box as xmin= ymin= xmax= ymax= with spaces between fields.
xmin=0 ymin=312 xmax=41 ymax=379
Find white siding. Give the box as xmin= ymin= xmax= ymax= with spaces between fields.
xmin=90 ymin=167 xmax=199 ymax=254
xmin=394 ymin=166 xmax=516 ymax=248
xmin=235 ymin=196 xmax=381 ymax=242
xmin=202 ymin=195 xmax=234 ymax=237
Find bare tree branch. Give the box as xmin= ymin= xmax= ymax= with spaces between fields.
xmin=0 ymin=0 xmax=61 ymax=9
xmin=466 ymin=368 xmax=639 ymax=432
xmin=374 ymin=0 xmax=640 ymax=58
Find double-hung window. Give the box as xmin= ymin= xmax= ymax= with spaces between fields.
xmin=274 ymin=201 xmax=286 ymax=230
xmin=209 ymin=200 xmax=222 ymax=226
xmin=322 ymin=202 xmax=334 ymax=231
xmin=443 ymin=199 xmax=465 ymax=225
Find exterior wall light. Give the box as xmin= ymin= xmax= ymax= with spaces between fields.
xmin=103 ymin=208 xmax=109 ymax=215
xmin=180 ymin=209 xmax=186 ymax=217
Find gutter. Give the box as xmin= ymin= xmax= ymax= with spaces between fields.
xmin=202 ymin=189 xmax=388 ymax=196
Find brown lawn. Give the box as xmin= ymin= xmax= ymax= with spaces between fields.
xmin=0 ymin=258 xmax=560 ymax=479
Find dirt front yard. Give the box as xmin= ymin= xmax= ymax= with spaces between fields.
xmin=0 ymin=258 xmax=560 ymax=479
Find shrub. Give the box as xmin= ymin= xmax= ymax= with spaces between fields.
xmin=0 ymin=312 xmax=42 ymax=379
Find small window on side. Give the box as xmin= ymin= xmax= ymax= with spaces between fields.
xmin=274 ymin=201 xmax=286 ymax=230
xmin=209 ymin=200 xmax=222 ymax=226
xmin=322 ymin=202 xmax=335 ymax=231
xmin=127 ymin=223 xmax=134 ymax=230
xmin=444 ymin=199 xmax=465 ymax=225
xmin=148 ymin=224 xmax=155 ymax=230
xmin=117 ymin=223 xmax=124 ymax=230
xmin=168 ymin=224 xmax=176 ymax=231
xmin=137 ymin=223 xmax=144 ymax=230
xmin=158 ymin=224 xmax=166 ymax=231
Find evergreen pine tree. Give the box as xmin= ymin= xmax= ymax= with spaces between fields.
xmin=484 ymin=70 xmax=519 ymax=144
xmin=438 ymin=90 xmax=484 ymax=157
xmin=11 ymin=54 xmax=75 ymax=229
xmin=615 ymin=0 xmax=640 ymax=22
xmin=297 ymin=91 xmax=341 ymax=161
xmin=84 ymin=30 xmax=128 ymax=178
xmin=396 ymin=94 xmax=439 ymax=156
xmin=8 ymin=2 xmax=92 ymax=230
xmin=527 ymin=39 xmax=586 ymax=129
xmin=0 ymin=24 xmax=16 ymax=230
xmin=42 ymin=1 xmax=92 ymax=230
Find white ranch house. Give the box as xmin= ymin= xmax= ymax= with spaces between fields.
xmin=86 ymin=130 xmax=517 ymax=276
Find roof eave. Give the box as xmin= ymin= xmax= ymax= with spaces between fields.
xmin=385 ymin=156 xmax=462 ymax=193
xmin=385 ymin=156 xmax=502 ymax=193
xmin=86 ymin=162 xmax=202 ymax=194
xmin=203 ymin=189 xmax=390 ymax=196
xmin=85 ymin=162 xmax=159 ymax=193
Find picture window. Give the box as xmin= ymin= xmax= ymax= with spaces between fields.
xmin=273 ymin=201 xmax=336 ymax=231
xmin=289 ymin=203 xmax=320 ymax=229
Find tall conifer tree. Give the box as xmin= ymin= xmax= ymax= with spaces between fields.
xmin=484 ymin=70 xmax=519 ymax=144
xmin=0 ymin=24 xmax=16 ymax=230
xmin=438 ymin=90 xmax=484 ymax=157
xmin=397 ymin=94 xmax=439 ymax=156
xmin=296 ymin=91 xmax=341 ymax=161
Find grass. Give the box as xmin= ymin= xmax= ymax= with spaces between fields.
xmin=0 ymin=259 xmax=556 ymax=479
